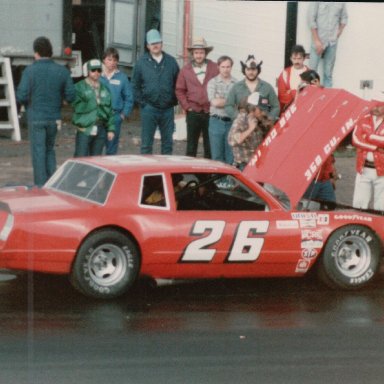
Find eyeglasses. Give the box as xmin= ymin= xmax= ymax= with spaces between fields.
xmin=90 ymin=68 xmax=102 ymax=73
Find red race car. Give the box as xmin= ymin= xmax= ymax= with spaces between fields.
xmin=0 ymin=87 xmax=382 ymax=299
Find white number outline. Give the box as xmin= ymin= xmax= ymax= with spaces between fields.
xmin=180 ymin=220 xmax=269 ymax=263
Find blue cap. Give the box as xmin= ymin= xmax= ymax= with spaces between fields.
xmin=146 ymin=29 xmax=162 ymax=45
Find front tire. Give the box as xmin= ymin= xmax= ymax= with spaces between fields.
xmin=318 ymin=225 xmax=381 ymax=289
xmin=70 ymin=230 xmax=140 ymax=299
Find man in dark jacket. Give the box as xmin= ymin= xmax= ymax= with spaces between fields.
xmin=16 ymin=36 xmax=75 ymax=187
xmin=131 ymin=29 xmax=179 ymax=155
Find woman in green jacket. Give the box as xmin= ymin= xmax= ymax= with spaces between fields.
xmin=72 ymin=59 xmax=115 ymax=157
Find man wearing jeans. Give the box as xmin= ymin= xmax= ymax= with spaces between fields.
xmin=16 ymin=36 xmax=75 ymax=187
xmin=207 ymin=56 xmax=237 ymax=164
xmin=132 ymin=29 xmax=179 ymax=155
xmin=308 ymin=2 xmax=348 ymax=88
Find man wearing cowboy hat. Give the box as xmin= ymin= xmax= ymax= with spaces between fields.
xmin=352 ymin=91 xmax=384 ymax=211
xmin=225 ymin=55 xmax=280 ymax=122
xmin=175 ymin=37 xmax=219 ymax=158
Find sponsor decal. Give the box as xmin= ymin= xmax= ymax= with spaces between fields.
xmin=276 ymin=220 xmax=299 ymax=229
xmin=301 ymin=240 xmax=323 ymax=249
xmin=317 ymin=214 xmax=330 ymax=225
xmin=334 ymin=214 xmax=372 ymax=222
xmin=302 ymin=229 xmax=323 ymax=241
xmin=301 ymin=248 xmax=318 ymax=259
xmin=296 ymin=259 xmax=310 ymax=273
xmin=301 ymin=229 xmax=324 ymax=249
xmin=291 ymin=212 xmax=317 ymax=220
xmin=299 ymin=219 xmax=317 ymax=228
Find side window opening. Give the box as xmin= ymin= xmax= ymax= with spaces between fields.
xmin=141 ymin=174 xmax=166 ymax=207
xmin=174 ymin=173 xmax=269 ymax=211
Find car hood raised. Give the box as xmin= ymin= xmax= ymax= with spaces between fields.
xmin=243 ymin=86 xmax=372 ymax=208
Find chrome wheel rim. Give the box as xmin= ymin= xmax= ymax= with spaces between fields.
xmin=88 ymin=244 xmax=127 ymax=286
xmin=334 ymin=235 xmax=371 ymax=278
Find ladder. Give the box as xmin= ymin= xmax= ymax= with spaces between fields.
xmin=0 ymin=57 xmax=21 ymax=141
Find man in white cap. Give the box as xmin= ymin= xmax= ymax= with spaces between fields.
xmin=228 ymin=92 xmax=274 ymax=170
xmin=132 ymin=29 xmax=179 ymax=155
xmin=352 ymin=91 xmax=384 ymax=211
xmin=175 ymin=37 xmax=219 ymax=158
xmin=71 ymin=59 xmax=115 ymax=157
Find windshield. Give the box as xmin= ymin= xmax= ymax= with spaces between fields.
xmin=45 ymin=161 xmax=116 ymax=205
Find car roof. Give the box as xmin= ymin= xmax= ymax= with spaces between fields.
xmin=69 ymin=155 xmax=239 ymax=175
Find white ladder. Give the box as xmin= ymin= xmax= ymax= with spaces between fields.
xmin=0 ymin=57 xmax=21 ymax=141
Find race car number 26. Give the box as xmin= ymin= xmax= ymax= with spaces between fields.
xmin=181 ymin=220 xmax=269 ymax=262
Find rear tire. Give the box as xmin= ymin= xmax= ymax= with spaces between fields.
xmin=70 ymin=230 xmax=140 ymax=299
xmin=318 ymin=225 xmax=381 ymax=289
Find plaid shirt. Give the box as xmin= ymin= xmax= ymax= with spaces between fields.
xmin=207 ymin=75 xmax=237 ymax=117
xmin=228 ymin=111 xmax=264 ymax=165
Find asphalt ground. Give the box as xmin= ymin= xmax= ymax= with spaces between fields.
xmin=0 ymin=106 xmax=357 ymax=205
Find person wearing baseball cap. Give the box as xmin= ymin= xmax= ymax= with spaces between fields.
xmin=227 ymin=92 xmax=274 ymax=171
xmin=132 ymin=29 xmax=179 ymax=155
xmin=175 ymin=37 xmax=219 ymax=158
xmin=352 ymin=90 xmax=384 ymax=211
xmin=72 ymin=58 xmax=115 ymax=157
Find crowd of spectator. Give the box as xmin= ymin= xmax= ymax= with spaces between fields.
xmin=19 ymin=3 xmax=384 ymax=212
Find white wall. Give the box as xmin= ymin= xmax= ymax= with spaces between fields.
xmin=163 ymin=1 xmax=384 ymax=100
xmin=191 ymin=0 xmax=287 ymax=86
xmin=297 ymin=1 xmax=384 ymax=99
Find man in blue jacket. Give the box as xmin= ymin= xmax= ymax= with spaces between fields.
xmin=16 ymin=36 xmax=75 ymax=187
xmin=100 ymin=47 xmax=134 ymax=155
xmin=132 ymin=29 xmax=179 ymax=155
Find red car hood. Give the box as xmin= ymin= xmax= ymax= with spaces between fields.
xmin=243 ymin=86 xmax=372 ymax=208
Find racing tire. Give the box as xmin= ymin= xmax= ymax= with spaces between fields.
xmin=318 ymin=225 xmax=381 ymax=290
xmin=70 ymin=230 xmax=140 ymax=299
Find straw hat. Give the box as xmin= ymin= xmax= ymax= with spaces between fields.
xmin=187 ymin=37 xmax=213 ymax=53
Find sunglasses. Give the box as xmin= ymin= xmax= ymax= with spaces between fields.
xmin=90 ymin=68 xmax=102 ymax=73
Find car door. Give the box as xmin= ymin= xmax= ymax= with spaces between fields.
xmin=141 ymin=172 xmax=308 ymax=279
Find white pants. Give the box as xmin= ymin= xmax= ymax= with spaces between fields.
xmin=353 ymin=167 xmax=384 ymax=211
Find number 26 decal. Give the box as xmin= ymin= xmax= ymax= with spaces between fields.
xmin=181 ymin=220 xmax=269 ymax=263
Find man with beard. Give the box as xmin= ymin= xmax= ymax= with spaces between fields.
xmin=225 ymin=55 xmax=280 ymax=122
xmin=277 ymin=44 xmax=309 ymax=113
xmin=176 ymin=37 xmax=219 ymax=158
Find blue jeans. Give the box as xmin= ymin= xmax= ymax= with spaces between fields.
xmin=309 ymin=43 xmax=338 ymax=88
xmin=105 ymin=113 xmax=122 ymax=155
xmin=140 ymin=104 xmax=174 ymax=154
xmin=208 ymin=116 xmax=233 ymax=164
xmin=74 ymin=125 xmax=107 ymax=157
xmin=303 ymin=180 xmax=336 ymax=202
xmin=29 ymin=119 xmax=58 ymax=187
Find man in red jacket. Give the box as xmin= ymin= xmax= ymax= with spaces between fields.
xmin=352 ymin=91 xmax=384 ymax=211
xmin=277 ymin=44 xmax=308 ymax=113
xmin=176 ymin=37 xmax=219 ymax=158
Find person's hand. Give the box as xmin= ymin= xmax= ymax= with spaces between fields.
xmin=314 ymin=39 xmax=324 ymax=56
xmin=248 ymin=116 xmax=257 ymax=131
xmin=107 ymin=131 xmax=115 ymax=141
